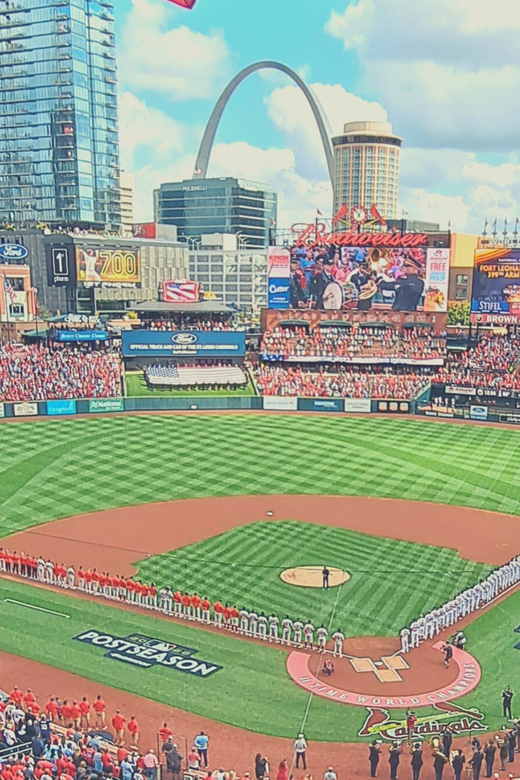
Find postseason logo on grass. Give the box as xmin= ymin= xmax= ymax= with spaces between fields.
xmin=74 ymin=630 xmax=222 ymax=677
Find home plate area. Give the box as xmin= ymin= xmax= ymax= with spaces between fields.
xmin=286 ymin=636 xmax=481 ymax=708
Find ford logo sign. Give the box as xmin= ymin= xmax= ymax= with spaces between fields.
xmin=0 ymin=243 xmax=28 ymax=260
xmin=171 ymin=333 xmax=198 ymax=344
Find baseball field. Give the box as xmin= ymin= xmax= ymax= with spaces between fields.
xmin=0 ymin=413 xmax=519 ymax=757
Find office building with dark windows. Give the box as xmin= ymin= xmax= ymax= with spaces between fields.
xmin=0 ymin=0 xmax=121 ymax=229
xmin=154 ymin=177 xmax=278 ymax=248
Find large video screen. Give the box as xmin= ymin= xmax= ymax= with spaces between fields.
xmin=471 ymin=247 xmax=520 ymax=323
xmin=76 ymin=246 xmax=141 ymax=287
xmin=288 ymin=245 xmax=448 ymax=313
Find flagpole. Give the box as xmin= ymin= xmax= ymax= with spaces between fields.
xmin=2 ymin=272 xmax=11 ymax=345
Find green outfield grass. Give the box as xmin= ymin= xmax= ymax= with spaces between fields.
xmin=135 ymin=521 xmax=492 ymax=637
xmin=2 ymin=414 xmax=520 ymax=542
xmin=125 ymin=372 xmax=255 ymax=397
xmin=0 ymin=576 xmax=517 ymax=741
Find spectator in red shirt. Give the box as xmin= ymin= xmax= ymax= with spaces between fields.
xmin=93 ymin=695 xmax=106 ymax=727
xmin=112 ymin=709 xmax=126 ymax=745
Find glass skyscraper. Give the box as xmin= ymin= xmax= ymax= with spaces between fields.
xmin=154 ymin=177 xmax=278 ymax=248
xmin=0 ymin=0 xmax=121 ymax=229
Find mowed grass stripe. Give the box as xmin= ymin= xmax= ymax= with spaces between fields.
xmin=135 ymin=521 xmax=491 ymax=636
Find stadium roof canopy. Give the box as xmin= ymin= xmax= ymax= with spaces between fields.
xmin=131 ymin=300 xmax=235 ymax=314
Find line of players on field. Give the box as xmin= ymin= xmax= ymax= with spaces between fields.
xmin=399 ymin=554 xmax=520 ymax=653
xmin=0 ymin=550 xmax=346 ymax=656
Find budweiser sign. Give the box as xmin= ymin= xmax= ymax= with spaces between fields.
xmin=293 ymin=225 xmax=428 ymax=249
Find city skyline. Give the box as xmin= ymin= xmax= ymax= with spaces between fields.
xmin=116 ymin=0 xmax=520 ymax=234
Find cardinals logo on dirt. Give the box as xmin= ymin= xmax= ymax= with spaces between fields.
xmin=359 ymin=701 xmax=487 ymax=742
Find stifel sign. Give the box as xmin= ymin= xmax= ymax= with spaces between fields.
xmin=294 ymin=226 xmax=428 ymax=249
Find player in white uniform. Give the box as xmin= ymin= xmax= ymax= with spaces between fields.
xmin=317 ymin=625 xmax=328 ymax=651
xmin=332 ymin=629 xmax=345 ymax=658
xmin=268 ymin=613 xmax=279 ymax=643
xmin=65 ymin=565 xmax=74 ymax=589
xmin=248 ymin=610 xmax=258 ymax=637
xmin=44 ymin=560 xmax=53 ymax=584
xmin=239 ymin=608 xmax=249 ymax=635
xmin=37 ymin=557 xmax=45 ymax=582
xmin=410 ymin=620 xmax=419 ymax=649
xmin=400 ymin=627 xmax=410 ymax=654
xmin=281 ymin=616 xmax=293 ymax=646
xmin=258 ymin=613 xmax=268 ymax=640
xmin=303 ymin=621 xmax=315 ymax=650
xmin=293 ymin=619 xmax=303 ymax=646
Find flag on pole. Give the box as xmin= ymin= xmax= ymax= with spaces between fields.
xmin=4 ymin=277 xmax=16 ymax=304
xmin=165 ymin=0 xmax=197 ymax=8
xmin=162 ymin=280 xmax=200 ymax=303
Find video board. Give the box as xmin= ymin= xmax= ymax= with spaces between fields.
xmin=76 ymin=246 xmax=141 ymax=288
xmin=471 ymin=247 xmax=520 ymax=324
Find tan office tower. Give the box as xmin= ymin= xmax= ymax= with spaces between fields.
xmin=332 ymin=121 xmax=402 ymax=221
xmin=120 ymin=170 xmax=135 ymax=236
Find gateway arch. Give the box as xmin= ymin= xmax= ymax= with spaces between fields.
xmin=193 ymin=61 xmax=334 ymax=184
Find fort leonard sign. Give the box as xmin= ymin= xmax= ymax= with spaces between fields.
xmin=74 ymin=631 xmax=222 ymax=677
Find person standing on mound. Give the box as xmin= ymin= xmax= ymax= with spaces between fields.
xmin=322 ymin=566 xmax=330 ymax=590
xmin=443 ymin=643 xmax=453 ymax=668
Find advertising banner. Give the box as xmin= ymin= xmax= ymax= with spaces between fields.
xmin=13 ymin=402 xmax=38 ymax=417
xmin=162 ymin=280 xmax=200 ymax=303
xmin=263 ymin=308 xmax=448 ymax=335
xmin=47 ymin=399 xmax=77 ymax=416
xmin=471 ymin=247 xmax=520 ymax=323
xmin=56 ymin=330 xmax=108 ymax=342
xmin=132 ymin=223 xmax=156 ymax=239
xmin=262 ymin=397 xmax=298 ymax=411
xmin=470 ymin=405 xmax=489 ymax=421
xmin=288 ymin=244 xmax=449 ymax=313
xmin=268 ymin=248 xmax=290 ymax=310
xmin=344 ymin=398 xmax=371 ymax=413
xmin=267 ymin=278 xmax=290 ymax=309
xmin=76 ymin=246 xmax=141 ymax=288
xmin=122 ymin=330 xmax=246 ymax=358
xmin=0 ymin=402 xmax=4 ymax=419
xmin=46 ymin=244 xmax=75 ymax=287
xmin=89 ymin=398 xmax=124 ymax=413
xmin=0 ymin=243 xmax=28 ymax=261
xmin=299 ymin=398 xmax=344 ymax=412
xmin=425 ymin=248 xmax=449 ymax=312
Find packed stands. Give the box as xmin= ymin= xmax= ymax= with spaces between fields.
xmin=253 ymin=365 xmax=431 ymax=400
xmin=434 ymin=334 xmax=520 ymax=390
xmin=143 ymin=316 xmax=244 ymax=332
xmin=144 ymin=362 xmax=247 ymax=390
xmin=0 ymin=344 xmax=122 ymax=402
xmin=260 ymin=324 xmax=446 ymax=363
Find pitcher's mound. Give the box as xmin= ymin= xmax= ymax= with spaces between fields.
xmin=280 ymin=566 xmax=350 ymax=588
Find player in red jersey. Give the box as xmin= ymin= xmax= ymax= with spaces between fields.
xmin=223 ymin=603 xmax=232 ymax=628
xmin=77 ymin=567 xmax=85 ymax=591
xmin=126 ymin=578 xmax=135 ymax=604
xmin=91 ymin=569 xmax=100 ymax=595
xmin=84 ymin=569 xmax=93 ymax=592
xmin=149 ymin=583 xmax=157 ymax=609
xmin=182 ymin=592 xmax=192 ymax=619
xmin=201 ymin=596 xmax=211 ymax=623
xmin=191 ymin=593 xmax=202 ymax=621
xmin=213 ymin=600 xmax=223 ymax=626
xmin=173 ymin=590 xmax=182 ymax=616
xmin=230 ymin=605 xmax=240 ymax=632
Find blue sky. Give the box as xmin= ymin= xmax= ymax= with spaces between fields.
xmin=115 ymin=0 xmax=520 ymax=232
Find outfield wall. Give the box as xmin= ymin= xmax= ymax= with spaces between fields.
xmin=1 ymin=396 xmax=518 ymax=424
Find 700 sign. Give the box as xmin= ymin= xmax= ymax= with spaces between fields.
xmin=76 ymin=247 xmax=141 ymax=286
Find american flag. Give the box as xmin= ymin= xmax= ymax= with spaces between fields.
xmin=162 ymin=280 xmax=200 ymax=303
xmin=4 ymin=276 xmax=16 ymax=304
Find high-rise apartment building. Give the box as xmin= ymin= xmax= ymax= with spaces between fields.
xmin=332 ymin=121 xmax=402 ymax=220
xmin=0 ymin=0 xmax=121 ymax=229
xmin=154 ymin=177 xmax=278 ymax=248
xmin=120 ymin=170 xmax=134 ymax=236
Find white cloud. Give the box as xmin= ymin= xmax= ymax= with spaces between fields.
xmin=265 ymin=82 xmax=387 ymax=180
xmin=118 ymin=0 xmax=231 ymax=100
xmin=325 ymin=0 xmax=520 ymax=151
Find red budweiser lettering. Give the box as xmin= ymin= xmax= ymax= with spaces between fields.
xmin=294 ymin=226 xmax=428 ymax=249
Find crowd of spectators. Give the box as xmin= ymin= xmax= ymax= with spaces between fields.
xmin=0 ymin=345 xmax=122 ymax=402
xmin=253 ymin=365 xmax=432 ymax=400
xmin=260 ymin=325 xmax=446 ymax=362
xmin=434 ymin=335 xmax=520 ymax=390
xmin=143 ymin=317 xmax=244 ymax=332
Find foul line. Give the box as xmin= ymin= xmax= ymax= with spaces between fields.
xmin=4 ymin=599 xmax=70 ymax=619
xmin=290 ymin=573 xmax=346 ymax=774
